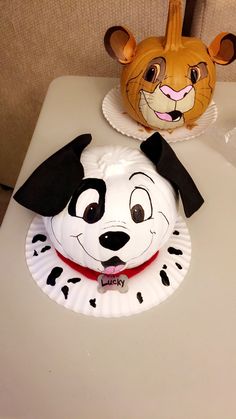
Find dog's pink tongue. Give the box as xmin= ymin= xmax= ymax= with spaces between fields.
xmin=103 ymin=264 xmax=125 ymax=275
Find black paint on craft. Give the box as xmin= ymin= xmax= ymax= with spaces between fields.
xmin=46 ymin=267 xmax=63 ymax=286
xmin=137 ymin=292 xmax=143 ymax=304
xmin=67 ymin=277 xmax=81 ymax=284
xmin=32 ymin=234 xmax=47 ymax=243
xmin=41 ymin=245 xmax=51 ymax=253
xmin=33 ymin=250 xmax=38 ymax=256
xmin=89 ymin=298 xmax=96 ymax=308
xmin=168 ymin=247 xmax=183 ymax=255
xmin=160 ymin=270 xmax=170 ymax=286
xmin=175 ymin=262 xmax=182 ymax=270
xmin=61 ymin=285 xmax=69 ymax=299
xmin=173 ymin=230 xmax=180 ymax=235
xmin=162 ymin=264 xmax=167 ymax=269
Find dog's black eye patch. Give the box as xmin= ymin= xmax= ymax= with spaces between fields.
xmin=68 ymin=178 xmax=106 ymax=224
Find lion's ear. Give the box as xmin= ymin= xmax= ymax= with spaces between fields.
xmin=208 ymin=32 xmax=236 ymax=65
xmin=104 ymin=26 xmax=137 ymax=64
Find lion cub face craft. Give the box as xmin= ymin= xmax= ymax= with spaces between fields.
xmin=104 ymin=0 xmax=236 ymax=131
xmin=14 ymin=133 xmax=203 ymax=276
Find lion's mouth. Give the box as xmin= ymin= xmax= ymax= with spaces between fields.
xmin=155 ymin=110 xmax=183 ymax=122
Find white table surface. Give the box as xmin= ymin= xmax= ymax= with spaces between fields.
xmin=0 ymin=76 xmax=236 ymax=419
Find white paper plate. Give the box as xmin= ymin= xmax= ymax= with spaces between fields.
xmin=102 ymin=86 xmax=218 ymax=143
xmin=26 ymin=215 xmax=191 ymax=317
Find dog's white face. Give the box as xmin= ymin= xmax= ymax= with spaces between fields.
xmin=44 ymin=145 xmax=178 ymax=274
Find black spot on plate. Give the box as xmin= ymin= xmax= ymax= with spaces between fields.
xmin=162 ymin=264 xmax=167 ymax=269
xmin=175 ymin=262 xmax=182 ymax=270
xmin=137 ymin=292 xmax=143 ymax=304
xmin=168 ymin=247 xmax=183 ymax=255
xmin=33 ymin=250 xmax=38 ymax=256
xmin=173 ymin=230 xmax=180 ymax=235
xmin=46 ymin=267 xmax=63 ymax=286
xmin=41 ymin=245 xmax=51 ymax=253
xmin=160 ymin=270 xmax=170 ymax=286
xmin=67 ymin=277 xmax=81 ymax=284
xmin=32 ymin=234 xmax=47 ymax=243
xmin=61 ymin=285 xmax=69 ymax=299
xmin=89 ymin=298 xmax=96 ymax=308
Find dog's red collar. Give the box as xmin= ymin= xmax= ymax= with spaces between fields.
xmin=56 ymin=251 xmax=159 ymax=280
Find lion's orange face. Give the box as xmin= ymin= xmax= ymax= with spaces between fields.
xmin=104 ymin=0 xmax=236 ymax=132
xmin=121 ymin=36 xmax=216 ymax=130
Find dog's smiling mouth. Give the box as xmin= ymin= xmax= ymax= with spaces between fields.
xmin=155 ymin=110 xmax=183 ymax=122
xmin=72 ymin=228 xmax=157 ymax=273
xmin=71 ymin=234 xmax=127 ymax=273
xmin=101 ymin=256 xmax=126 ymax=275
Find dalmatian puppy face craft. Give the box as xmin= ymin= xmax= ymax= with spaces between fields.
xmin=14 ymin=133 xmax=203 ymax=316
xmin=104 ymin=0 xmax=236 ymax=131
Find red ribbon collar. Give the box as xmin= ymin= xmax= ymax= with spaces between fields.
xmin=56 ymin=251 xmax=159 ymax=281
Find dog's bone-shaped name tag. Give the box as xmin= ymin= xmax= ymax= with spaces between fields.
xmin=97 ymin=274 xmax=129 ymax=294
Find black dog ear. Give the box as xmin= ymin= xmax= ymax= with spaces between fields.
xmin=14 ymin=134 xmax=92 ymax=216
xmin=140 ymin=132 xmax=204 ymax=217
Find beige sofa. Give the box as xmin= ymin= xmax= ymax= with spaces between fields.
xmin=0 ymin=0 xmax=235 ymax=187
xmin=190 ymin=0 xmax=236 ymax=82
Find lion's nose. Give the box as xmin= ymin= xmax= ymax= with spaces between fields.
xmin=160 ymin=84 xmax=192 ymax=101
xmin=99 ymin=231 xmax=130 ymax=251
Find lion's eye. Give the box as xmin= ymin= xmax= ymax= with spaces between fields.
xmin=129 ymin=187 xmax=152 ymax=223
xmin=144 ymin=64 xmax=161 ymax=83
xmin=190 ymin=67 xmax=201 ymax=84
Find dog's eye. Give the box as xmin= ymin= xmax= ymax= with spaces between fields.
xmin=130 ymin=204 xmax=145 ymax=223
xmin=69 ymin=189 xmax=102 ymax=223
xmin=130 ymin=187 xmax=152 ymax=223
xmin=68 ymin=179 xmax=106 ymax=222
xmin=83 ymin=202 xmax=100 ymax=223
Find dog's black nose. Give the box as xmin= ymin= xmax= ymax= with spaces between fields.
xmin=99 ymin=231 xmax=130 ymax=251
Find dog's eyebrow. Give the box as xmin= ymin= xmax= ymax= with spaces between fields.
xmin=129 ymin=171 xmax=155 ymax=183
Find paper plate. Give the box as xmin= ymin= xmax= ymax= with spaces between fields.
xmin=102 ymin=86 xmax=218 ymax=143
xmin=25 ymin=215 xmax=191 ymax=317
